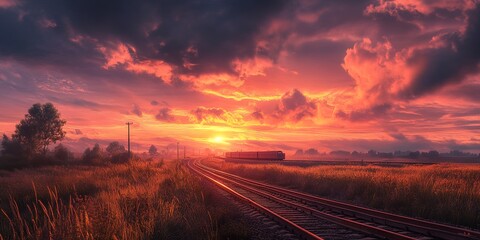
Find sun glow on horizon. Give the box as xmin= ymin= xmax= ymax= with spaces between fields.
xmin=208 ymin=136 xmax=229 ymax=145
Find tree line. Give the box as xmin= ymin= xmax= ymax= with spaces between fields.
xmin=0 ymin=103 xmax=161 ymax=169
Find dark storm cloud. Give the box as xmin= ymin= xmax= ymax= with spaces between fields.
xmin=1 ymin=0 xmax=291 ymax=76
xmin=293 ymin=0 xmax=371 ymax=36
xmin=401 ymin=5 xmax=480 ymax=99
xmin=0 ymin=7 xmax=103 ymax=68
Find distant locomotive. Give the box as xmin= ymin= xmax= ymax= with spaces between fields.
xmin=225 ymin=151 xmax=285 ymax=161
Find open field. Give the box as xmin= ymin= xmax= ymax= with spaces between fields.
xmin=0 ymin=160 xmax=249 ymax=240
xmin=207 ymin=159 xmax=480 ymax=229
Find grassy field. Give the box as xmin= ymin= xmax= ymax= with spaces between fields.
xmin=208 ymin=160 xmax=480 ymax=229
xmin=0 ymin=160 xmax=249 ymax=240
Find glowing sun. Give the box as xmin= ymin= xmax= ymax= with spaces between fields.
xmin=209 ymin=136 xmax=228 ymax=144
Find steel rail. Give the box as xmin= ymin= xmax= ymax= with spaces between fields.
xmin=190 ymin=160 xmax=416 ymax=240
xmin=187 ymin=160 xmax=323 ymax=240
xmin=196 ymin=159 xmax=480 ymax=240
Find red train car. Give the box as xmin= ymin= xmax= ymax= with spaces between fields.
xmin=225 ymin=151 xmax=285 ymax=160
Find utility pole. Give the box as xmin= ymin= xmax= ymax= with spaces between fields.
xmin=177 ymin=142 xmax=179 ymax=160
xmin=184 ymin=146 xmax=186 ymax=159
xmin=126 ymin=122 xmax=133 ymax=159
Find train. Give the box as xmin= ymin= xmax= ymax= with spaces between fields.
xmin=225 ymin=151 xmax=286 ymax=161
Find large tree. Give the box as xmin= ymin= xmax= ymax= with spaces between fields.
xmin=12 ymin=103 xmax=66 ymax=156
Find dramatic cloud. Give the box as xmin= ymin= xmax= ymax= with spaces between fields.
xmin=190 ymin=107 xmax=244 ymax=126
xmin=274 ymin=89 xmax=317 ymax=122
xmin=191 ymin=107 xmax=225 ymax=123
xmin=401 ymin=5 xmax=480 ymax=98
xmin=365 ymin=0 xmax=476 ymax=16
xmin=337 ymin=3 xmax=480 ymax=122
xmin=155 ymin=108 xmax=175 ymax=122
xmin=1 ymin=1 xmax=479 ymax=153
xmin=0 ymin=0 xmax=291 ymax=83
xmin=342 ymin=38 xmax=409 ymax=107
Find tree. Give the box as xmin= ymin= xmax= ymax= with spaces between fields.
xmin=1 ymin=134 xmax=25 ymax=157
xmin=106 ymin=141 xmax=126 ymax=156
xmin=13 ymin=103 xmax=66 ymax=156
xmin=82 ymin=143 xmax=104 ymax=164
xmin=294 ymin=149 xmax=304 ymax=155
xmin=305 ymin=148 xmax=319 ymax=155
xmin=54 ymin=144 xmax=73 ymax=162
xmin=148 ymin=145 xmax=158 ymax=156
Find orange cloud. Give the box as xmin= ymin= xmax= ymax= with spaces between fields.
xmin=190 ymin=107 xmax=245 ymax=126
xmin=99 ymin=43 xmax=173 ymax=83
xmin=343 ymin=38 xmax=410 ymax=103
xmin=365 ymin=0 xmax=476 ymax=15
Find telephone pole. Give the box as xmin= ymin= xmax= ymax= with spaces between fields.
xmin=184 ymin=146 xmax=186 ymax=159
xmin=126 ymin=122 xmax=133 ymax=159
xmin=177 ymin=142 xmax=179 ymax=160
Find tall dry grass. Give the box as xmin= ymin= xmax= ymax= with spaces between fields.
xmin=212 ymin=161 xmax=480 ymax=229
xmin=0 ymin=160 xmax=249 ymax=240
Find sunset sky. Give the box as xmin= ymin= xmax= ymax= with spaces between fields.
xmin=0 ymin=0 xmax=479 ymax=155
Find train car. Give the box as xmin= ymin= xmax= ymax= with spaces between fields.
xmin=225 ymin=151 xmax=285 ymax=161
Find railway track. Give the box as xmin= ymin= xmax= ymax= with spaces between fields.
xmin=188 ymin=159 xmax=480 ymax=240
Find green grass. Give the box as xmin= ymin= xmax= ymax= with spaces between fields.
xmin=0 ymin=160 xmax=250 ymax=240
xmin=210 ymin=160 xmax=480 ymax=229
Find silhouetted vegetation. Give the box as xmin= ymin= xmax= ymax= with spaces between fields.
xmin=13 ymin=103 xmax=65 ymax=156
xmin=292 ymin=147 xmax=479 ymax=162
xmin=1 ymin=103 xmax=66 ymax=169
xmin=82 ymin=143 xmax=106 ymax=165
xmin=148 ymin=145 xmax=158 ymax=156
xmin=0 ymin=161 xmax=250 ymax=239
xmin=106 ymin=141 xmax=126 ymax=156
xmin=53 ymin=144 xmax=74 ymax=163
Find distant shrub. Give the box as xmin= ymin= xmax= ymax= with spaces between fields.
xmin=82 ymin=144 xmax=107 ymax=165
xmin=106 ymin=141 xmax=126 ymax=157
xmin=54 ymin=144 xmax=74 ymax=163
xmin=0 ymin=134 xmax=29 ymax=169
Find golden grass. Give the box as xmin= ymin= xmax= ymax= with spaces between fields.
xmin=0 ymin=160 xmax=249 ymax=240
xmin=211 ymin=160 xmax=480 ymax=229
